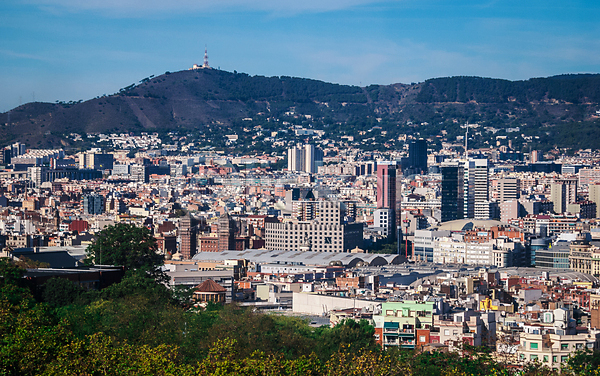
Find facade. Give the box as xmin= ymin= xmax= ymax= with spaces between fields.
xmin=291 ymin=199 xmax=345 ymax=223
xmin=569 ymin=237 xmax=600 ymax=276
xmin=536 ymin=241 xmax=570 ymax=269
xmin=413 ymin=229 xmax=451 ymax=262
xmin=441 ymin=162 xmax=464 ymax=222
xmin=179 ymin=214 xmax=197 ymax=259
xmin=376 ymin=163 xmax=397 ymax=210
xmin=217 ymin=214 xmax=235 ymax=252
xmin=500 ymin=200 xmax=520 ymax=223
xmin=579 ymin=168 xmax=600 ymax=187
xmin=517 ymin=309 xmax=600 ymax=370
xmin=287 ymin=144 xmax=323 ymax=173
xmin=265 ymin=221 xmax=363 ymax=252
xmin=79 ymin=151 xmax=114 ymax=170
xmin=468 ymin=159 xmax=490 ymax=220
xmin=588 ymin=184 xmax=600 ymax=218
xmin=374 ymin=208 xmax=394 ymax=237
xmin=130 ymin=165 xmax=149 ymax=183
xmin=406 ymin=139 xmax=427 ymax=174
xmin=551 ymin=179 xmax=577 ymax=214
xmin=433 ymin=236 xmax=467 ymax=264
xmin=518 ymin=332 xmax=600 ymax=369
xmin=373 ymin=301 xmax=435 ymax=349
xmin=82 ymin=193 xmax=104 ymax=215
xmin=112 ymin=164 xmax=130 ymax=175
xmin=497 ymin=177 xmax=519 ymax=203
xmin=374 ymin=162 xmax=402 ymax=236
xmin=433 ymin=236 xmax=493 ymax=265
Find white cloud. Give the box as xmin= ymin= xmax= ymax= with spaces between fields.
xmin=0 ymin=49 xmax=52 ymax=62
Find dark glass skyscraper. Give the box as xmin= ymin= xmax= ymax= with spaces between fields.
xmin=441 ymin=162 xmax=464 ymax=222
xmin=82 ymin=193 xmax=104 ymax=215
xmin=408 ymin=139 xmax=428 ymax=174
xmin=376 ymin=162 xmax=399 ymax=240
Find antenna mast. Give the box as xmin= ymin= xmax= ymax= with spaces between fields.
xmin=465 ymin=125 xmax=468 ymax=159
xmin=203 ymin=45 xmax=209 ymax=68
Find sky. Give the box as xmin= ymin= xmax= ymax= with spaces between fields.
xmin=1 ymin=0 xmax=599 ymax=112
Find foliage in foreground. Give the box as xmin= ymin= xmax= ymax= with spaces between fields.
xmin=1 ymin=257 xmax=600 ymax=375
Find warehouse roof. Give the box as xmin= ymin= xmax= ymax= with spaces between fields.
xmin=191 ymin=249 xmax=405 ymax=267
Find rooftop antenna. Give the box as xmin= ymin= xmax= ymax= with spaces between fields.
xmin=465 ymin=125 xmax=468 ymax=159
xmin=203 ymin=45 xmax=209 ymax=68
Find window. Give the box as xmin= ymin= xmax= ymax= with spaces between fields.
xmin=561 ymin=356 xmax=568 ymax=362
xmin=530 ymin=355 xmax=538 ymax=361
xmin=530 ymin=343 xmax=538 ymax=350
xmin=553 ymin=356 xmax=558 ymax=363
xmin=576 ymin=343 xmax=583 ymax=350
xmin=520 ymin=354 xmax=525 ymax=360
xmin=543 ymin=355 xmax=548 ymax=363
xmin=419 ymin=336 xmax=426 ymax=342
xmin=386 ymin=310 xmax=393 ymax=316
xmin=561 ymin=344 xmax=569 ymax=350
xmin=444 ymin=329 xmax=450 ymax=336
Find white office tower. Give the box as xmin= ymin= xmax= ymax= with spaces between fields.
xmin=463 ymin=160 xmax=475 ymax=219
xmin=463 ymin=159 xmax=490 ymax=219
xmin=473 ymin=159 xmax=490 ymax=219
xmin=304 ymin=144 xmax=315 ymax=173
xmin=287 ymin=144 xmax=318 ymax=173
xmin=287 ymin=146 xmax=305 ymax=172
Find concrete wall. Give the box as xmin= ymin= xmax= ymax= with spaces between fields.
xmin=292 ymin=292 xmax=378 ymax=315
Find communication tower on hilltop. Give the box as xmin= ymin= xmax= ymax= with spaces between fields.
xmin=189 ymin=45 xmax=211 ymax=70
xmin=203 ymin=45 xmax=209 ymax=68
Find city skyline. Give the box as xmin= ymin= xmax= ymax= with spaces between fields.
xmin=1 ymin=0 xmax=599 ymax=112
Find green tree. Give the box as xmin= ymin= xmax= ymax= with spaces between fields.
xmin=313 ymin=319 xmax=377 ymax=360
xmin=564 ymin=349 xmax=600 ymax=375
xmin=86 ymin=223 xmax=163 ymax=276
xmin=42 ymin=277 xmax=82 ymax=308
xmin=0 ymin=257 xmax=33 ymax=305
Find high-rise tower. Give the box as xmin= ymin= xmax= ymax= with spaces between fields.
xmin=180 ymin=214 xmax=197 ymax=259
xmin=407 ymin=139 xmax=428 ymax=174
xmin=376 ymin=162 xmax=398 ymax=240
xmin=441 ymin=161 xmax=464 ymax=222
xmin=471 ymin=159 xmax=490 ymax=219
xmin=287 ymin=144 xmax=322 ymax=173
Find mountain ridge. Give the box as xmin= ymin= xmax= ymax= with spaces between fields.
xmin=1 ymin=69 xmax=599 ymax=152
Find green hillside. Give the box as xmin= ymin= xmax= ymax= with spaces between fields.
xmin=1 ymin=69 xmax=599 ymax=152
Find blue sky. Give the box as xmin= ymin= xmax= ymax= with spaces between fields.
xmin=1 ymin=0 xmax=599 ymax=112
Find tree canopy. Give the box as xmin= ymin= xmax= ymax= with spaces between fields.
xmin=86 ymin=223 xmax=163 ymax=273
xmin=1 ymin=253 xmax=600 ymax=376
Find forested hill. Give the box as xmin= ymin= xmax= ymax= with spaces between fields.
xmin=416 ymin=75 xmax=600 ymax=104
xmin=1 ymin=69 xmax=599 ymax=151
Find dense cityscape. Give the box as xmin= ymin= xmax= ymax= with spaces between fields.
xmin=1 ymin=112 xmax=600 ymax=373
